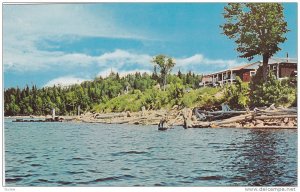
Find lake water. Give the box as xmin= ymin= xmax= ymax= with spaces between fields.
xmin=4 ymin=119 xmax=297 ymax=186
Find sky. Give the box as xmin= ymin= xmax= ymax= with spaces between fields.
xmin=3 ymin=3 xmax=298 ymax=88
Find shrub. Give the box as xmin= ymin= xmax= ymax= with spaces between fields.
xmin=224 ymin=77 xmax=250 ymax=109
xmin=250 ymin=68 xmax=297 ymax=107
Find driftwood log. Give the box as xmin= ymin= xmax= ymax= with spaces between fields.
xmin=80 ymin=105 xmax=296 ymax=130
xmin=191 ymin=106 xmax=297 ymax=129
xmin=182 ymin=108 xmax=193 ymax=128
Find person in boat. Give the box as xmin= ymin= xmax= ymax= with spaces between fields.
xmin=158 ymin=116 xmax=169 ymax=129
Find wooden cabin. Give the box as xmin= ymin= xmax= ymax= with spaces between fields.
xmin=200 ymin=58 xmax=297 ymax=86
xmin=267 ymin=58 xmax=297 ymax=79
xmin=200 ymin=62 xmax=260 ymax=86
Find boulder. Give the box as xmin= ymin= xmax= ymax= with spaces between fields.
xmin=287 ymin=121 xmax=294 ymax=127
xmin=270 ymin=104 xmax=276 ymax=110
xmin=244 ymin=122 xmax=252 ymax=127
xmin=141 ymin=106 xmax=146 ymax=116
xmin=183 ymin=117 xmax=193 ymax=129
xmin=256 ymin=123 xmax=265 ymax=127
xmin=255 ymin=119 xmax=264 ymax=125
xmin=279 ymin=122 xmax=286 ymax=127
xmin=172 ymin=105 xmax=179 ymax=110
xmin=191 ymin=115 xmax=197 ymax=121
xmin=234 ymin=123 xmax=241 ymax=128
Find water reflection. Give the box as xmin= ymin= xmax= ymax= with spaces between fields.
xmin=5 ymin=121 xmax=297 ymax=187
xmin=236 ymin=129 xmax=295 ymax=186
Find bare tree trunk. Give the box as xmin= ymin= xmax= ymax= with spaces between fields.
xmin=262 ymin=54 xmax=269 ymax=81
xmin=163 ymin=75 xmax=167 ymax=91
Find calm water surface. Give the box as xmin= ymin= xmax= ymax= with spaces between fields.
xmin=4 ymin=119 xmax=297 ymax=186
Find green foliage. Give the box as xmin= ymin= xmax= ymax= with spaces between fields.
xmin=94 ymin=92 xmax=142 ymax=112
xmin=221 ymin=3 xmax=289 ymax=79
xmin=221 ymin=3 xmax=288 ymax=60
xmin=250 ymin=69 xmax=297 ymax=107
xmin=167 ymin=83 xmax=184 ymax=104
xmin=180 ymin=91 xmax=198 ymax=108
xmin=6 ymin=69 xmax=295 ymax=115
xmin=224 ymin=77 xmax=250 ymax=109
xmin=143 ymin=88 xmax=167 ymax=110
xmin=152 ymin=55 xmax=176 ymax=91
xmin=4 ymin=72 xmax=199 ymax=116
xmin=4 ymin=95 xmax=18 ymax=116
xmin=92 ymin=83 xmax=223 ymax=113
xmin=193 ymin=87 xmax=224 ymax=108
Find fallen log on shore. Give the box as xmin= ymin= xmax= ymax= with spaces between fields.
xmin=94 ymin=113 xmax=124 ymax=119
xmin=78 ymin=105 xmax=297 ymax=130
xmin=207 ymin=111 xmax=248 ymax=114
xmin=191 ymin=105 xmax=297 ymax=129
xmin=244 ymin=126 xmax=297 ymax=129
xmin=79 ymin=110 xmax=168 ymax=125
xmin=211 ymin=114 xmax=253 ymax=126
xmin=254 ymin=115 xmax=297 ymax=120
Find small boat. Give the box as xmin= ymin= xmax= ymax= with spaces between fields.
xmin=158 ymin=127 xmax=168 ymax=131
xmin=158 ymin=118 xmax=170 ymax=131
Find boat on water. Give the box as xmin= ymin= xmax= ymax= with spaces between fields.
xmin=158 ymin=127 xmax=168 ymax=131
xmin=158 ymin=118 xmax=170 ymax=131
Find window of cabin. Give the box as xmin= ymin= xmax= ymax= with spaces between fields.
xmin=250 ymin=71 xmax=256 ymax=76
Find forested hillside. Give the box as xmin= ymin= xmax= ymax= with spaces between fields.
xmin=4 ymin=71 xmax=203 ymax=116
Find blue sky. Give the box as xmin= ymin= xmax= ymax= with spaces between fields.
xmin=3 ymin=3 xmax=297 ymax=88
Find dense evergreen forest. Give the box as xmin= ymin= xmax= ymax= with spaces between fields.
xmin=4 ymin=71 xmax=203 ymax=116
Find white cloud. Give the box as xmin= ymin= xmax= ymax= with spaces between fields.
xmin=4 ymin=43 xmax=245 ymax=76
xmin=4 ymin=49 xmax=153 ymax=72
xmin=3 ymin=4 xmax=139 ymax=39
xmin=96 ymin=49 xmax=152 ymax=68
xmin=44 ymin=76 xmax=90 ymax=87
xmin=43 ymin=51 xmax=244 ymax=87
xmin=93 ymin=51 xmax=245 ymax=77
xmin=97 ymin=68 xmax=119 ymax=78
xmin=4 ymin=48 xmax=96 ymax=71
xmin=3 ymin=4 xmax=245 ymax=77
xmin=3 ymin=4 xmax=147 ymax=72
xmin=176 ymin=54 xmax=204 ymax=66
xmin=95 ymin=50 xmax=153 ymax=77
xmin=176 ymin=54 xmax=243 ymax=68
xmin=175 ymin=54 xmax=245 ymax=73
xmin=117 ymin=69 xmax=152 ymax=77
xmin=97 ymin=68 xmax=152 ymax=78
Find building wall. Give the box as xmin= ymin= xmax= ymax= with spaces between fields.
xmin=201 ymin=62 xmax=297 ymax=86
xmin=234 ymin=69 xmax=256 ymax=82
xmin=242 ymin=71 xmax=251 ymax=82
xmin=280 ymin=64 xmax=297 ymax=78
xmin=202 ymin=76 xmax=212 ymax=82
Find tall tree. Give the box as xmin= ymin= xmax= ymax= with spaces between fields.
xmin=177 ymin=69 xmax=183 ymax=79
xmin=221 ymin=3 xmax=288 ymax=80
xmin=152 ymin=54 xmax=176 ymax=91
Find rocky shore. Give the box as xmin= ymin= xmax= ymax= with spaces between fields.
xmin=79 ymin=109 xmax=182 ymax=126
xmin=78 ymin=105 xmax=297 ymax=129
xmin=191 ymin=108 xmax=297 ymax=129
xmin=7 ymin=105 xmax=297 ymax=129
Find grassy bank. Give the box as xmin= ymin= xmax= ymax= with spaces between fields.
xmin=92 ymin=86 xmax=223 ymax=113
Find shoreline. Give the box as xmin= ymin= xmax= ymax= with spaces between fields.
xmin=5 ymin=107 xmax=298 ymax=129
xmin=5 ymin=115 xmax=75 ymax=119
